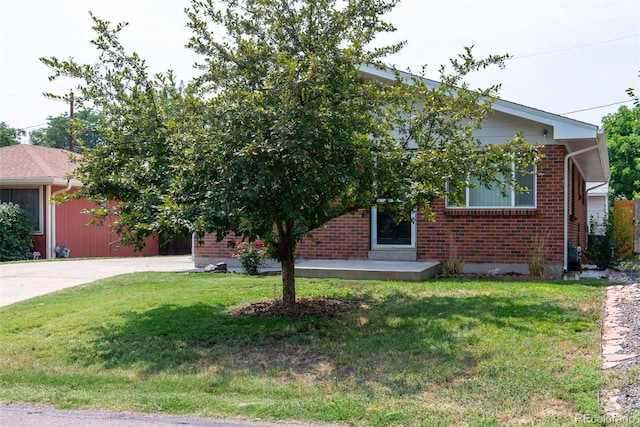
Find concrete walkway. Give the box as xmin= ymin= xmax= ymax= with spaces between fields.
xmin=295 ymin=259 xmax=441 ymax=281
xmin=0 ymin=256 xmax=196 ymax=307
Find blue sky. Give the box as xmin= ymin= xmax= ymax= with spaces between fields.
xmin=1 ymin=0 xmax=638 ymax=134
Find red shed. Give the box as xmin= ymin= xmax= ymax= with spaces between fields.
xmin=0 ymin=144 xmax=159 ymax=259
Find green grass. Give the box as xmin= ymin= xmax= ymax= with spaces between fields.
xmin=0 ymin=273 xmax=609 ymax=426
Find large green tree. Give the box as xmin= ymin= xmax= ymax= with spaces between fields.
xmin=0 ymin=122 xmax=25 ymax=146
xmin=29 ymin=109 xmax=103 ymax=152
xmin=603 ymin=104 xmax=640 ymax=200
xmin=42 ymin=0 xmax=538 ymax=305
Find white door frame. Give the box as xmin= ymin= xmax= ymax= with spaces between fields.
xmin=370 ymin=206 xmax=417 ymax=249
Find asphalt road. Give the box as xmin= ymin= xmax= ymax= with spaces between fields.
xmin=0 ymin=405 xmax=331 ymax=427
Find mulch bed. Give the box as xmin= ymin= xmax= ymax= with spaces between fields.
xmin=229 ymin=296 xmax=358 ymax=318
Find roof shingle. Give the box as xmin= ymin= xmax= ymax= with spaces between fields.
xmin=0 ymin=144 xmax=81 ymax=180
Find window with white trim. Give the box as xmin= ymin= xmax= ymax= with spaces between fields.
xmin=0 ymin=188 xmax=43 ymax=234
xmin=371 ymin=206 xmax=417 ymax=249
xmin=447 ymin=164 xmax=535 ymax=208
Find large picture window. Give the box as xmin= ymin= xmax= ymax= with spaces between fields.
xmin=0 ymin=188 xmax=42 ymax=233
xmin=447 ymin=164 xmax=535 ymax=208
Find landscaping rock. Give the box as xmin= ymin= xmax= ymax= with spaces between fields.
xmin=204 ymin=262 xmax=230 ymax=273
xmin=601 ymin=261 xmax=640 ymax=418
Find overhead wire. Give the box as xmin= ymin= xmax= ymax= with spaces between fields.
xmin=561 ymin=100 xmax=635 ymax=115
xmin=6 ymin=32 xmax=640 ymax=130
xmin=507 ymin=33 xmax=640 ymax=60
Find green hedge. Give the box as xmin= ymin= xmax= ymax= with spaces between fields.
xmin=0 ymin=202 xmax=33 ymax=261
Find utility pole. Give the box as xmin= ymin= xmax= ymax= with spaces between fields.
xmin=69 ymin=91 xmax=74 ymax=152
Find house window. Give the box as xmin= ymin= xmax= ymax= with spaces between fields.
xmin=447 ymin=164 xmax=535 ymax=208
xmin=371 ymin=206 xmax=417 ymax=248
xmin=0 ymin=188 xmax=42 ymax=234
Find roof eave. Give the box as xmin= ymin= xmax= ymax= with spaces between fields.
xmin=0 ymin=177 xmax=83 ymax=187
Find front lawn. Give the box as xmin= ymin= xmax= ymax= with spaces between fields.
xmin=0 ymin=273 xmax=606 ymax=426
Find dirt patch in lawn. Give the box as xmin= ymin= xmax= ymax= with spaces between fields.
xmin=229 ymin=296 xmax=358 ymax=317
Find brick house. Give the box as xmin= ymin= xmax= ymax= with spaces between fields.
xmin=0 ymin=144 xmax=160 ymax=259
xmin=195 ymin=68 xmax=609 ymax=277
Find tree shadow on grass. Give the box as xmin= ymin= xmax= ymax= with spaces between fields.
xmin=69 ymin=290 xmax=589 ymax=397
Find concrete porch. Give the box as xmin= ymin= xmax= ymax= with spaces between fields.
xmin=295 ymin=259 xmax=441 ymax=281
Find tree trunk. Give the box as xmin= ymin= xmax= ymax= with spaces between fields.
xmin=281 ymin=247 xmax=296 ymax=306
xmin=275 ymin=220 xmax=297 ymax=306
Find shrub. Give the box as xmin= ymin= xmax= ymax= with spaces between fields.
xmin=0 ymin=202 xmax=33 ymax=261
xmin=442 ymin=238 xmax=463 ymax=276
xmin=586 ymin=210 xmax=628 ymax=269
xmin=233 ymin=240 xmax=267 ymax=275
xmin=612 ymin=200 xmax=635 ymax=260
xmin=528 ymin=234 xmax=549 ymax=277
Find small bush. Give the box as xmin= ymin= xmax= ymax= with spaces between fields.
xmin=233 ymin=239 xmax=267 ymax=275
xmin=0 ymin=202 xmax=33 ymax=261
xmin=528 ymin=234 xmax=550 ymax=277
xmin=612 ymin=200 xmax=635 ymax=260
xmin=586 ymin=211 xmax=626 ymax=269
xmin=442 ymin=238 xmax=463 ymax=276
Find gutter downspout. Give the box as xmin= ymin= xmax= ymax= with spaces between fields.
xmin=48 ymin=181 xmax=72 ymax=259
xmin=564 ymin=144 xmax=601 ymax=272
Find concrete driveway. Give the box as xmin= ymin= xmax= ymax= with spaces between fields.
xmin=0 ymin=256 xmax=197 ymax=307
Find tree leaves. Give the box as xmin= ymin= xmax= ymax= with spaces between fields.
xmin=603 ymin=104 xmax=640 ymax=200
xmin=0 ymin=122 xmax=25 ymax=146
xmin=41 ymin=0 xmax=540 ymax=302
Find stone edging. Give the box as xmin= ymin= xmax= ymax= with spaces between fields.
xmin=601 ymin=285 xmax=640 ymax=415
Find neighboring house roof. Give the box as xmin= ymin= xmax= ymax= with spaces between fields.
xmin=359 ymin=64 xmax=610 ymax=183
xmin=0 ymin=144 xmax=82 ymax=186
xmin=587 ymin=182 xmax=609 ymax=196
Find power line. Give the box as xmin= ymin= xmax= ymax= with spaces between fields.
xmin=16 ymin=123 xmax=48 ymax=131
xmin=509 ymin=33 xmax=640 ymax=60
xmin=561 ymin=99 xmax=634 ymax=115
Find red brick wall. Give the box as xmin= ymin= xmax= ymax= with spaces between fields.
xmin=195 ymin=214 xmax=370 ymax=261
xmin=416 ymin=145 xmax=567 ymax=266
xmin=568 ymin=158 xmax=588 ymax=250
xmin=297 ymin=212 xmax=370 ymax=259
xmin=196 ymin=233 xmax=240 ymax=260
xmin=196 ymin=145 xmax=586 ymax=269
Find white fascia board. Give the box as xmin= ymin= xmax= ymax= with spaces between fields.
xmin=587 ymin=182 xmax=609 ymax=195
xmin=0 ymin=178 xmax=82 ymax=187
xmin=492 ymin=99 xmax=600 ymax=139
xmin=360 ymin=64 xmax=602 ymax=140
xmin=359 ymin=64 xmax=440 ymax=89
xmin=597 ymin=129 xmax=611 ymax=181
